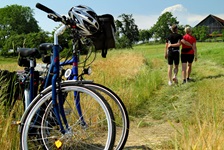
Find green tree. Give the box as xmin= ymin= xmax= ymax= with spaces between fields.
xmin=139 ymin=29 xmax=153 ymax=43
xmin=115 ymin=14 xmax=139 ymax=48
xmin=24 ymin=32 xmax=50 ymax=48
xmin=193 ymin=26 xmax=208 ymax=41
xmin=149 ymin=12 xmax=179 ymax=43
xmin=211 ymin=31 xmax=219 ymax=41
xmin=0 ymin=5 xmax=40 ymax=48
xmin=2 ymin=32 xmax=49 ymax=55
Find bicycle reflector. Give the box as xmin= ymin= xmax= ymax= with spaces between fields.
xmin=64 ymin=69 xmax=72 ymax=78
xmin=54 ymin=139 xmax=63 ymax=149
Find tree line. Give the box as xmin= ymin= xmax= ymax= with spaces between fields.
xmin=0 ymin=4 xmax=222 ymax=57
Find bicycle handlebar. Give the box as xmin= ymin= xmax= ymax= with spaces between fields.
xmin=36 ymin=3 xmax=55 ymax=14
xmin=36 ymin=3 xmax=70 ymax=24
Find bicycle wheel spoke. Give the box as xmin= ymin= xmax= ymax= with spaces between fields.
xmin=20 ymin=83 xmax=115 ymax=150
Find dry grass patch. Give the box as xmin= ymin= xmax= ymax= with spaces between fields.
xmin=89 ymin=51 xmax=145 ymax=84
xmin=0 ymin=63 xmax=23 ymax=72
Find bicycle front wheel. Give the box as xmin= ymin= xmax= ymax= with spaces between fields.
xmin=83 ymin=82 xmax=129 ymax=150
xmin=20 ymin=81 xmax=116 ymax=150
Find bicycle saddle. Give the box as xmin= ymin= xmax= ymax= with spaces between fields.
xmin=17 ymin=48 xmax=41 ymax=58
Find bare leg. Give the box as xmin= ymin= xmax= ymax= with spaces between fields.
xmin=173 ymin=65 xmax=178 ymax=78
xmin=182 ymin=63 xmax=187 ymax=83
xmin=173 ymin=65 xmax=178 ymax=83
xmin=168 ymin=65 xmax=173 ymax=85
xmin=187 ymin=63 xmax=192 ymax=79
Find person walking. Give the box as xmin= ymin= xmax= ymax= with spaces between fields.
xmin=181 ymin=26 xmax=197 ymax=84
xmin=165 ymin=24 xmax=183 ymax=86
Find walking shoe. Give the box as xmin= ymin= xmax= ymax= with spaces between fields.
xmin=182 ymin=79 xmax=187 ymax=84
xmin=173 ymin=77 xmax=178 ymax=84
xmin=187 ymin=78 xmax=192 ymax=82
xmin=168 ymin=81 xmax=172 ymax=86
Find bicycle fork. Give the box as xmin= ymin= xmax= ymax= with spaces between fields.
xmin=71 ymin=51 xmax=87 ymax=127
xmin=51 ymin=45 xmax=69 ymax=134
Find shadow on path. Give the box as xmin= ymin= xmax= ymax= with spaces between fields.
xmin=198 ymin=73 xmax=224 ymax=81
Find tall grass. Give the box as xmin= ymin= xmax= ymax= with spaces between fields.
xmin=0 ymin=101 xmax=23 ymax=149
xmin=0 ymin=58 xmax=23 ymax=150
xmin=1 ymin=42 xmax=224 ymax=149
xmin=172 ymin=78 xmax=224 ymax=149
xmin=171 ymin=43 xmax=224 ymax=149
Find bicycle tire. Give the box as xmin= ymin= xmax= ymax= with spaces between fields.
xmin=20 ymin=81 xmax=116 ymax=150
xmin=82 ymin=82 xmax=129 ymax=150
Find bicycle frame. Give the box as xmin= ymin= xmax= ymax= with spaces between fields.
xmin=19 ymin=25 xmax=86 ymax=134
xmin=44 ymin=37 xmax=88 ymax=127
xmin=20 ymin=3 xmax=120 ymax=144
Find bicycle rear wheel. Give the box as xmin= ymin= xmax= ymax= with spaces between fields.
xmin=20 ymin=81 xmax=116 ymax=150
xmin=83 ymin=82 xmax=129 ymax=150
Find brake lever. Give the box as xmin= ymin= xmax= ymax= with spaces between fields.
xmin=47 ymin=13 xmax=62 ymax=22
xmin=61 ymin=15 xmax=70 ymax=25
xmin=36 ymin=3 xmax=74 ymax=26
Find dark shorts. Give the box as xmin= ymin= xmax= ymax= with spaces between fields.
xmin=168 ymin=50 xmax=180 ymax=65
xmin=181 ymin=54 xmax=194 ymax=63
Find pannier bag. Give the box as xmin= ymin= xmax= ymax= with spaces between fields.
xmin=90 ymin=14 xmax=116 ymax=58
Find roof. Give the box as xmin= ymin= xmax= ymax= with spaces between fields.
xmin=212 ymin=15 xmax=224 ymax=26
xmin=195 ymin=14 xmax=224 ymax=27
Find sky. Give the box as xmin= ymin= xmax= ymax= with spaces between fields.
xmin=1 ymin=0 xmax=224 ymax=32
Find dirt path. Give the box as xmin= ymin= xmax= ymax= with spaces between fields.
xmin=123 ymin=117 xmax=180 ymax=150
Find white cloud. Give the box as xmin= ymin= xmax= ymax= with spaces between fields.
xmin=131 ymin=4 xmax=191 ymax=30
xmin=160 ymin=4 xmax=210 ymax=27
xmin=161 ymin=4 xmax=191 ymax=25
xmin=161 ymin=4 xmax=187 ymax=15
xmin=120 ymin=4 xmax=192 ymax=30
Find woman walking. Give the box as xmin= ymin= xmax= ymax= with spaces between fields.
xmin=181 ymin=26 xmax=197 ymax=84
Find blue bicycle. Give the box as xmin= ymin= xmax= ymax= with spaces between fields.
xmin=36 ymin=27 xmax=129 ymax=149
xmin=18 ymin=3 xmax=117 ymax=149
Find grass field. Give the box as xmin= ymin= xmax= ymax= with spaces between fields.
xmin=0 ymin=42 xmax=224 ymax=149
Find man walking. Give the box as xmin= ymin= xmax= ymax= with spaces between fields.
xmin=165 ymin=24 xmax=183 ymax=86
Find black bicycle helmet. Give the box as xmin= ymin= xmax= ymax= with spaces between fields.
xmin=68 ymin=5 xmax=99 ymax=36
